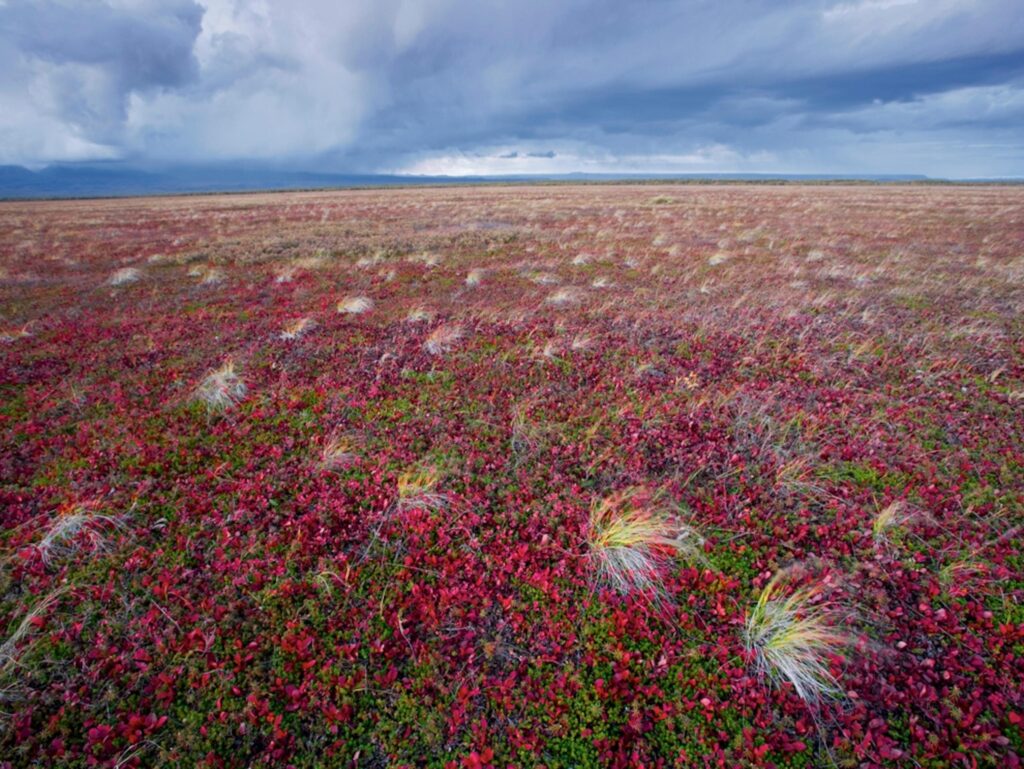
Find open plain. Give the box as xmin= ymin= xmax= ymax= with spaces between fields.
xmin=2 ymin=184 xmax=1023 ymax=767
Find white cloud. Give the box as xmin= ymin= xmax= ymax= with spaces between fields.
xmin=395 ymin=142 xmax=776 ymax=176
xmin=0 ymin=0 xmax=1022 ymax=174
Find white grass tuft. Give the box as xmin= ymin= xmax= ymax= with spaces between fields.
xmin=423 ymin=324 xmax=464 ymax=355
xmin=275 ymin=265 xmax=298 ymax=283
xmin=199 ymin=267 xmax=225 ymax=285
xmin=279 ymin=317 xmax=317 ymax=341
xmin=571 ymin=334 xmax=594 ymax=351
xmin=408 ymin=252 xmax=442 ymax=267
xmin=529 ymin=271 xmax=561 ymax=285
xmin=872 ymin=500 xmax=916 ymax=546
xmin=108 ymin=267 xmax=142 ymax=286
xmin=546 ymin=287 xmax=582 ymax=306
xmin=466 ymin=268 xmax=486 ymax=287
xmin=193 ymin=360 xmax=246 ymax=413
xmin=337 ymin=296 xmax=374 ymax=315
xmin=587 ymin=487 xmax=704 ymax=596
xmin=744 ymin=569 xmax=853 ymax=706
xmin=35 ymin=503 xmax=126 ymax=566
xmin=395 ymin=465 xmax=447 ymax=511
xmin=319 ymin=433 xmax=361 ymax=470
xmin=0 ymin=588 xmax=66 ymax=677
xmin=0 ymin=324 xmax=32 ymax=344
xmin=406 ymin=307 xmax=435 ymax=323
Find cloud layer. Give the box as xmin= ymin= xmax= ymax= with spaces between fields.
xmin=1 ymin=0 xmax=1023 ymax=176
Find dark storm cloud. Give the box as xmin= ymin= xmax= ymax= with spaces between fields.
xmin=2 ymin=0 xmax=1023 ymax=176
xmin=0 ymin=0 xmax=203 ymax=159
xmin=3 ymin=0 xmax=202 ymax=90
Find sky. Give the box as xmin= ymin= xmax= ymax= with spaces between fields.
xmin=1 ymin=0 xmax=1023 ymax=178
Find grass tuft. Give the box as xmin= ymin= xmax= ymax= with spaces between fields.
xmin=199 ymin=267 xmax=225 ymax=285
xmin=35 ymin=502 xmax=126 ymax=566
xmin=744 ymin=569 xmax=853 ymax=706
xmin=424 ymin=324 xmax=464 ymax=355
xmin=1 ymin=590 xmax=65 ymax=666
xmin=193 ymin=360 xmax=247 ymax=413
xmin=108 ymin=267 xmax=142 ymax=286
xmin=319 ymin=433 xmax=361 ymax=470
xmin=337 ymin=296 xmax=374 ymax=315
xmin=280 ymin=317 xmax=317 ymax=340
xmin=406 ymin=307 xmax=435 ymax=323
xmin=587 ymin=487 xmax=703 ymax=596
xmin=546 ymin=287 xmax=582 ymax=306
xmin=872 ymin=500 xmax=915 ymax=546
xmin=396 ymin=465 xmax=446 ymax=511
xmin=0 ymin=324 xmax=32 ymax=344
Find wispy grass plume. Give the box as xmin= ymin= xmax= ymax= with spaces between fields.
xmin=108 ymin=267 xmax=142 ymax=286
xmin=337 ymin=296 xmax=374 ymax=315
xmin=587 ymin=487 xmax=703 ymax=596
xmin=279 ymin=317 xmax=317 ymax=341
xmin=406 ymin=307 xmax=435 ymax=323
xmin=872 ymin=500 xmax=916 ymax=547
xmin=546 ymin=287 xmax=582 ymax=306
xmin=193 ymin=360 xmax=246 ymax=413
xmin=319 ymin=433 xmax=361 ymax=470
xmin=35 ymin=502 xmax=126 ymax=566
xmin=744 ymin=569 xmax=853 ymax=706
xmin=396 ymin=464 xmax=446 ymax=511
xmin=423 ymin=324 xmax=464 ymax=355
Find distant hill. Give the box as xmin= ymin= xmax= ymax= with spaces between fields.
xmin=0 ymin=162 xmax=940 ymax=200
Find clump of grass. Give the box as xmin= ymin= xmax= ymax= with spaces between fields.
xmin=337 ymin=296 xmax=373 ymax=315
xmin=293 ymin=254 xmax=326 ymax=270
xmin=591 ymin=276 xmax=613 ymax=289
xmin=108 ymin=267 xmax=142 ymax=286
xmin=510 ymin=401 xmax=545 ymax=457
xmin=0 ymin=324 xmax=32 ymax=344
xmin=355 ymin=253 xmax=385 ymax=269
xmin=280 ymin=317 xmax=317 ymax=341
xmin=319 ymin=433 xmax=361 ymax=470
xmin=0 ymin=588 xmax=65 ymax=723
xmin=546 ymin=287 xmax=582 ymax=306
xmin=408 ymin=252 xmax=442 ymax=267
xmin=466 ymin=269 xmax=485 ymax=287
xmin=775 ymin=456 xmax=827 ymax=499
xmin=572 ymin=253 xmax=592 ymax=266
xmin=35 ymin=503 xmax=126 ymax=566
xmin=571 ymin=334 xmax=594 ymax=351
xmin=424 ymin=324 xmax=464 ymax=355
xmin=275 ymin=264 xmax=298 ymax=283
xmin=587 ymin=487 xmax=703 ymax=596
xmin=396 ymin=465 xmax=446 ymax=511
xmin=872 ymin=500 xmax=915 ymax=546
xmin=528 ymin=271 xmax=560 ymax=285
xmin=193 ymin=360 xmax=246 ymax=413
xmin=744 ymin=569 xmax=853 ymax=706
xmin=0 ymin=588 xmax=66 ymax=675
xmin=199 ymin=267 xmax=225 ymax=285
xmin=406 ymin=307 xmax=435 ymax=323
xmin=708 ymin=252 xmax=730 ymax=266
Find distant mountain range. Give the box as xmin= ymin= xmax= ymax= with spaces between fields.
xmin=0 ymin=162 xmax=957 ymax=200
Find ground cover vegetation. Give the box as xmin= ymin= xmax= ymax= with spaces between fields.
xmin=1 ymin=183 xmax=1022 ymax=767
